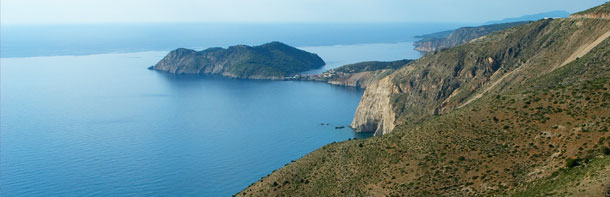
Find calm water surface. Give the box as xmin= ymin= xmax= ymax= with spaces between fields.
xmin=301 ymin=42 xmax=422 ymax=74
xmin=0 ymin=42 xmax=420 ymax=196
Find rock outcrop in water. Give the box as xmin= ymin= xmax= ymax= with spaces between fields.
xmin=150 ymin=42 xmax=325 ymax=79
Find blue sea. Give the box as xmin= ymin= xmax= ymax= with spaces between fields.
xmin=0 ymin=23 xmax=464 ymax=196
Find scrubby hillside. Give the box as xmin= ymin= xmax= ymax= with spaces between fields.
xmin=238 ymin=3 xmax=610 ymax=196
xmin=353 ymin=15 xmax=610 ymax=135
xmin=239 ymin=33 xmax=610 ymax=197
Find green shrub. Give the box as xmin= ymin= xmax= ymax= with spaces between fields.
xmin=603 ymin=147 xmax=610 ymax=155
xmin=565 ymin=158 xmax=582 ymax=168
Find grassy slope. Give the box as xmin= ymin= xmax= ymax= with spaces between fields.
xmin=238 ymin=17 xmax=610 ymax=197
xmin=514 ymin=156 xmax=610 ymax=196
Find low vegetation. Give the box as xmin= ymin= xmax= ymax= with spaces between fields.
xmin=239 ymin=2 xmax=610 ymax=196
xmin=332 ymin=60 xmax=412 ymax=73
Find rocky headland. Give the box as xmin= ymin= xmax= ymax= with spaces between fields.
xmin=300 ymin=60 xmax=412 ymax=89
xmin=150 ymin=41 xmax=325 ymax=79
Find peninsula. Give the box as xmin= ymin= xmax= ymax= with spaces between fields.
xmin=150 ymin=41 xmax=325 ymax=79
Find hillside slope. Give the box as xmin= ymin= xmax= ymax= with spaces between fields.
xmin=571 ymin=2 xmax=610 ymax=19
xmin=354 ymin=15 xmax=610 ymax=135
xmin=239 ymin=31 xmax=610 ymax=197
xmin=150 ymin=42 xmax=325 ymax=79
xmin=239 ymin=3 xmax=610 ymax=196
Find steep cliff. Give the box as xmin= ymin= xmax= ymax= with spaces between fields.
xmin=349 ymin=77 xmax=396 ymax=135
xmin=413 ymin=21 xmax=529 ymax=52
xmin=239 ymin=3 xmax=610 ymax=196
xmin=151 ymin=41 xmax=325 ymax=79
xmin=354 ymin=16 xmax=610 ymax=134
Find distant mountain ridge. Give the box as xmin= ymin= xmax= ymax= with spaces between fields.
xmin=484 ymin=10 xmax=570 ymax=25
xmin=150 ymin=42 xmax=325 ymax=79
xmin=413 ymin=10 xmax=572 ymax=53
xmin=413 ymin=21 xmax=529 ymax=52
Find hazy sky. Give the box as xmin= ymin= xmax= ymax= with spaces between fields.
xmin=1 ymin=0 xmax=607 ymax=24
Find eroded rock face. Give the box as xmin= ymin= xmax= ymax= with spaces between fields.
xmin=570 ymin=2 xmax=610 ymax=19
xmin=413 ymin=39 xmax=448 ymax=52
xmin=352 ymin=17 xmax=610 ymax=135
xmin=570 ymin=13 xmax=610 ymax=19
xmin=350 ymin=77 xmax=396 ymax=135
